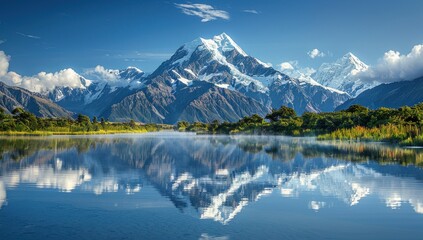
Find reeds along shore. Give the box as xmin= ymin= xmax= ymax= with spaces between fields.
xmin=178 ymin=104 xmax=423 ymax=146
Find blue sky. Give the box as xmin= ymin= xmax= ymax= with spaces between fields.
xmin=1 ymin=0 xmax=423 ymax=75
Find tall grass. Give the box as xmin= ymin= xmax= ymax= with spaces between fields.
xmin=318 ymin=124 xmax=423 ymax=146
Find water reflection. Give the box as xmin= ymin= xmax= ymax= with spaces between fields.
xmin=0 ymin=133 xmax=423 ymax=224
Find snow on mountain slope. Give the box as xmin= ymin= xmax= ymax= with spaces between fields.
xmin=158 ymin=33 xmax=283 ymax=94
xmin=281 ymin=62 xmax=347 ymax=95
xmin=147 ymin=33 xmax=349 ymax=115
xmin=312 ymin=53 xmax=379 ymax=97
xmin=49 ymin=66 xmax=146 ymax=106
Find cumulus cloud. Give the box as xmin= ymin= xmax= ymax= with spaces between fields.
xmin=84 ymin=65 xmax=143 ymax=89
xmin=0 ymin=51 xmax=83 ymax=92
xmin=280 ymin=62 xmax=294 ymax=71
xmin=84 ymin=65 xmax=119 ymax=82
xmin=175 ymin=3 xmax=230 ymax=22
xmin=0 ymin=39 xmax=5 ymax=45
xmin=280 ymin=61 xmax=315 ymax=75
xmin=243 ymin=10 xmax=259 ymax=14
xmin=359 ymin=43 xmax=423 ymax=83
xmin=307 ymin=48 xmax=325 ymax=59
xmin=0 ymin=51 xmax=9 ymax=76
xmin=16 ymin=32 xmax=41 ymax=39
xmin=279 ymin=60 xmax=316 ymax=79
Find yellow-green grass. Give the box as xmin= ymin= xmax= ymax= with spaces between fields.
xmin=317 ymin=124 xmax=423 ymax=146
xmin=0 ymin=129 xmax=151 ymax=136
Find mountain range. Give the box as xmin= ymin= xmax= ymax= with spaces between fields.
xmin=0 ymin=33 xmax=421 ymax=122
xmin=0 ymin=82 xmax=70 ymax=117
xmin=47 ymin=33 xmax=350 ymax=123
xmin=337 ymin=76 xmax=423 ymax=110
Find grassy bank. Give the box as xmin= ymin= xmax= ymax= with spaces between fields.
xmin=0 ymin=108 xmax=173 ymax=136
xmin=317 ymin=125 xmax=423 ymax=146
xmin=0 ymin=129 xmax=154 ymax=136
xmin=177 ymin=104 xmax=423 ymax=146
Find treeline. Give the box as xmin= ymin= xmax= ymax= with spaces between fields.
xmin=0 ymin=108 xmax=170 ymax=135
xmin=177 ymin=104 xmax=423 ymax=145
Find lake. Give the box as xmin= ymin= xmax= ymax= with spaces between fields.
xmin=0 ymin=132 xmax=423 ymax=240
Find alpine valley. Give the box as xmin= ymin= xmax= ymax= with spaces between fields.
xmin=0 ymin=33 xmax=392 ymax=123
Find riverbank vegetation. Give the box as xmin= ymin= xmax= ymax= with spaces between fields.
xmin=0 ymin=108 xmax=171 ymax=135
xmin=177 ymin=104 xmax=423 ymax=146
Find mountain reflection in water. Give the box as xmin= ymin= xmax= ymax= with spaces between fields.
xmin=0 ymin=133 xmax=423 ymax=224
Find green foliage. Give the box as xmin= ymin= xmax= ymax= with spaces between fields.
xmin=0 ymin=108 xmax=171 ymax=135
xmin=266 ymin=106 xmax=297 ymax=122
xmin=177 ymin=104 xmax=423 ymax=146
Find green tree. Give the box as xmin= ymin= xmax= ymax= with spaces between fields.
xmin=265 ymin=106 xmax=297 ymax=122
xmin=177 ymin=121 xmax=190 ymax=130
xmin=77 ymin=114 xmax=91 ymax=125
xmin=129 ymin=119 xmax=136 ymax=129
xmin=240 ymin=114 xmax=264 ymax=125
xmin=345 ymin=105 xmax=369 ymax=113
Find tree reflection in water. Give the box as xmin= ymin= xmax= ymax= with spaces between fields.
xmin=0 ymin=133 xmax=423 ymax=224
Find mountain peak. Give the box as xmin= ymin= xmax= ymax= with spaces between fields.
xmin=212 ymin=33 xmax=247 ymax=56
xmin=173 ymin=33 xmax=248 ymax=66
xmin=120 ymin=66 xmax=144 ymax=76
xmin=180 ymin=33 xmax=247 ymax=57
xmin=340 ymin=52 xmax=368 ymax=70
xmin=312 ymin=53 xmax=376 ymax=97
xmin=124 ymin=66 xmax=143 ymax=73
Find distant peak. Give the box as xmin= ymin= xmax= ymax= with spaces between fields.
xmin=339 ymin=52 xmax=368 ymax=69
xmin=342 ymin=52 xmax=354 ymax=58
xmin=342 ymin=52 xmax=359 ymax=61
xmin=124 ymin=66 xmax=143 ymax=73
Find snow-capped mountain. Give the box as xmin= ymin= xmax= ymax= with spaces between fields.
xmin=47 ymin=66 xmax=146 ymax=116
xmin=312 ymin=53 xmax=379 ymax=97
xmin=151 ymin=33 xmax=282 ymax=106
xmin=103 ymin=33 xmax=349 ymax=123
xmin=1 ymin=33 xmax=350 ymax=122
xmin=2 ymin=134 xmax=423 ymax=222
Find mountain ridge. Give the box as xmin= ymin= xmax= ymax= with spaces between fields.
xmin=0 ymin=81 xmax=72 ymax=118
xmin=336 ymin=76 xmax=423 ymax=110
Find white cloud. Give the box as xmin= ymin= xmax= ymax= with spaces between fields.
xmin=280 ymin=62 xmax=294 ymax=71
xmin=175 ymin=3 xmax=230 ymax=22
xmin=16 ymin=32 xmax=41 ymax=39
xmin=0 ymin=39 xmax=5 ymax=45
xmin=279 ymin=61 xmax=316 ymax=76
xmin=0 ymin=51 xmax=146 ymax=93
xmin=0 ymin=51 xmax=9 ymax=76
xmin=84 ymin=65 xmax=144 ymax=89
xmin=84 ymin=65 xmax=119 ymax=82
xmin=279 ymin=60 xmax=319 ymax=85
xmin=135 ymin=52 xmax=172 ymax=59
xmin=0 ymin=51 xmax=84 ymax=92
xmin=243 ymin=10 xmax=259 ymax=14
xmin=307 ymin=48 xmax=325 ymax=59
xmin=359 ymin=43 xmax=423 ymax=83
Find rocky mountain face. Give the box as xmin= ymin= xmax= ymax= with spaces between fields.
xmin=312 ymin=53 xmax=379 ymax=97
xmin=99 ymin=33 xmax=349 ymax=123
xmin=2 ymin=33 xmax=353 ymax=123
xmin=337 ymin=76 xmax=423 ymax=110
xmin=0 ymin=82 xmax=71 ymax=117
xmin=106 ymin=80 xmax=269 ymax=123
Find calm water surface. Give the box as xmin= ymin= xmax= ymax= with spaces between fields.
xmin=0 ymin=132 xmax=423 ymax=240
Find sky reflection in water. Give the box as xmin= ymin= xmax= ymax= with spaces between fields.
xmin=0 ymin=133 xmax=423 ymax=239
